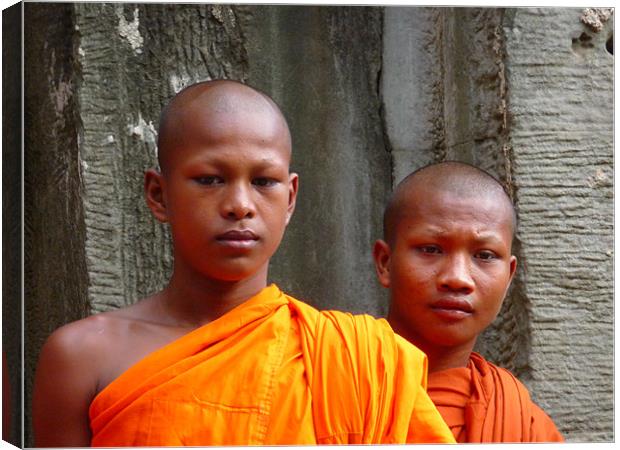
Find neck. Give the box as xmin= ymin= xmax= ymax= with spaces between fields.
xmin=388 ymin=316 xmax=474 ymax=373
xmin=423 ymin=343 xmax=474 ymax=373
xmin=160 ymin=260 xmax=270 ymax=328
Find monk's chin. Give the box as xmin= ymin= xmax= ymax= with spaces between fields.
xmin=204 ymin=260 xmax=270 ymax=283
xmin=425 ymin=332 xmax=477 ymax=351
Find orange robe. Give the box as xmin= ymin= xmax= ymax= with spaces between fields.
xmin=428 ymin=352 xmax=563 ymax=443
xmin=89 ymin=285 xmax=454 ymax=446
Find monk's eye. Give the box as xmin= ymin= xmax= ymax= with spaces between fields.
xmin=252 ymin=177 xmax=277 ymax=187
xmin=475 ymin=250 xmax=497 ymax=261
xmin=418 ymin=245 xmax=442 ymax=255
xmin=194 ymin=176 xmax=223 ymax=186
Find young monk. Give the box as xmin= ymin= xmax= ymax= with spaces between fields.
xmin=373 ymin=161 xmax=564 ymax=443
xmin=32 ymin=80 xmax=454 ymax=447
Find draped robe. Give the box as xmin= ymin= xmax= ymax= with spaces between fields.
xmin=89 ymin=285 xmax=454 ymax=446
xmin=428 ymin=352 xmax=563 ymax=443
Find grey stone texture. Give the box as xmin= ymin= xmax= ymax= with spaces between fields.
xmin=23 ymin=3 xmax=91 ymax=447
xmin=240 ymin=6 xmax=391 ymax=314
xmin=21 ymin=4 xmax=612 ymax=445
xmin=504 ymin=8 xmax=613 ymax=441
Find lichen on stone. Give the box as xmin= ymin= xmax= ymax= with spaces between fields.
xmin=580 ymin=8 xmax=613 ymax=32
xmin=116 ymin=6 xmax=143 ymax=54
xmin=126 ymin=113 xmax=158 ymax=159
xmin=211 ymin=5 xmax=236 ymax=27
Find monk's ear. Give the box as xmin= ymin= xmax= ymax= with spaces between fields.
xmin=284 ymin=172 xmax=299 ymax=225
xmin=144 ymin=169 xmax=169 ymax=223
xmin=373 ymin=239 xmax=391 ymax=288
xmin=508 ymin=255 xmax=517 ymax=282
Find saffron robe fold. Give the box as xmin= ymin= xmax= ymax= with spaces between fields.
xmin=427 ymin=352 xmax=563 ymax=443
xmin=89 ymin=285 xmax=454 ymax=446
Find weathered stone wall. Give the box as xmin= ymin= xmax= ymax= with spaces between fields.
xmin=503 ymin=8 xmax=613 ymax=441
xmin=22 ymin=4 xmax=613 ymax=445
xmin=241 ymin=6 xmax=391 ymax=314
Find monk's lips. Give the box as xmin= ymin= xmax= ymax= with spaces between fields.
xmin=216 ymin=230 xmax=259 ymax=249
xmin=431 ymin=299 xmax=473 ymax=320
xmin=216 ymin=230 xmax=259 ymax=240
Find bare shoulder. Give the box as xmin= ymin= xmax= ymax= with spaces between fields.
xmin=40 ymin=306 xmax=137 ymax=364
xmin=38 ymin=296 xmax=161 ymax=387
xmin=33 ymin=301 xmax=159 ymax=447
xmin=38 ymin=316 xmax=104 ymax=377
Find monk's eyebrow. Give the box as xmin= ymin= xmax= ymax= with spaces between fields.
xmin=411 ymin=227 xmax=507 ymax=244
xmin=408 ymin=225 xmax=448 ymax=236
xmin=469 ymin=232 xmax=507 ymax=245
xmin=186 ymin=155 xmax=281 ymax=170
xmin=255 ymin=157 xmax=280 ymax=167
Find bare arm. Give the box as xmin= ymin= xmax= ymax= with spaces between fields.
xmin=33 ymin=322 xmax=101 ymax=447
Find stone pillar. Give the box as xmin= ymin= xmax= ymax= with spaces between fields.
xmin=24 ymin=3 xmax=90 ymax=446
xmin=504 ymin=8 xmax=613 ymax=441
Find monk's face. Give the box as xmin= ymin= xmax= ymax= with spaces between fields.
xmin=149 ymin=92 xmax=297 ymax=282
xmin=376 ymin=186 xmax=517 ymax=351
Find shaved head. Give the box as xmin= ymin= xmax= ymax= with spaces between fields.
xmin=383 ymin=161 xmax=517 ymax=245
xmin=157 ymin=79 xmax=291 ymax=174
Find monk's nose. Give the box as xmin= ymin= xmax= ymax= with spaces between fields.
xmin=437 ymin=253 xmax=475 ymax=294
xmin=222 ymin=183 xmax=255 ymax=220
